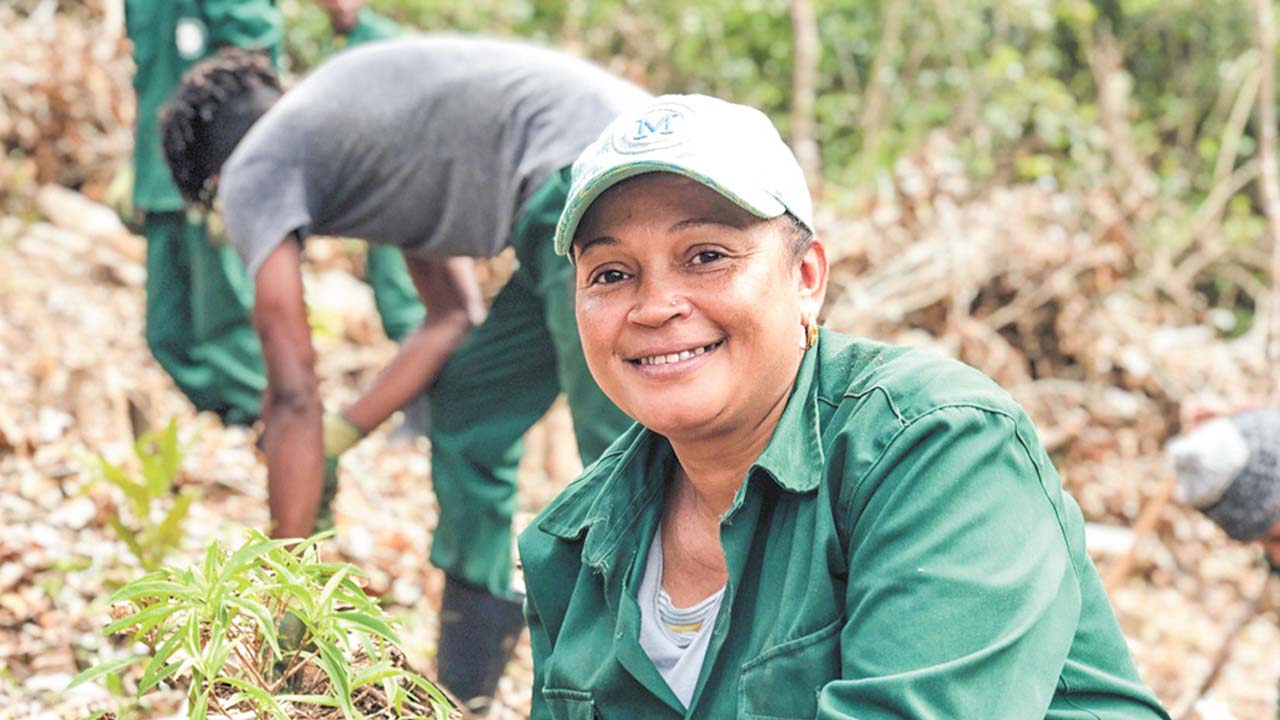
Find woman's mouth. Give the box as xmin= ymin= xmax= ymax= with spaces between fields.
xmin=627 ymin=340 xmax=725 ymax=366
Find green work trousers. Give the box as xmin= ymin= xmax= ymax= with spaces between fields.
xmin=367 ymin=244 xmax=425 ymax=342
xmin=426 ymin=168 xmax=633 ymax=596
xmin=143 ymin=211 xmax=265 ymax=425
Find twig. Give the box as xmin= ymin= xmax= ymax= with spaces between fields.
xmin=1255 ymin=0 xmax=1280 ymax=402
xmin=1102 ymin=470 xmax=1177 ymax=595
xmin=858 ymin=0 xmax=908 ymax=175
xmin=268 ymin=645 xmax=317 ymax=695
xmin=929 ymin=0 xmax=978 ymax=136
xmin=1211 ymin=64 xmax=1261 ymax=197
xmin=1170 ymin=573 xmax=1276 ymax=720
xmin=789 ymin=0 xmax=822 ymax=190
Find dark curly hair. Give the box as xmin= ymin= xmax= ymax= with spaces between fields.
xmin=160 ymin=48 xmax=282 ymax=207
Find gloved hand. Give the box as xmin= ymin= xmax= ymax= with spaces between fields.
xmin=323 ymin=410 xmax=364 ymax=457
xmin=315 ymin=411 xmax=364 ymax=532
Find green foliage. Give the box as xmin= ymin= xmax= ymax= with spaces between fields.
xmin=279 ymin=0 xmax=1270 ymax=322
xmin=72 ymin=531 xmax=454 ymax=720
xmin=279 ymin=0 xmax=1262 ymax=195
xmin=96 ymin=420 xmax=197 ymax=572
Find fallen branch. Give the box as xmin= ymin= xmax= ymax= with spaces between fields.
xmin=1102 ymin=470 xmax=1178 ymax=595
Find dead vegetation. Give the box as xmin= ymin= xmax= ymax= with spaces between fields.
xmin=1 ymin=3 xmax=1278 ymax=719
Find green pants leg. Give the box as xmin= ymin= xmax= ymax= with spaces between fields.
xmin=366 ymin=243 xmax=425 ymax=342
xmin=143 ymin=212 xmax=265 ymax=425
xmin=516 ymin=168 xmax=634 ymax=463
xmin=426 ymin=168 xmax=633 ymax=595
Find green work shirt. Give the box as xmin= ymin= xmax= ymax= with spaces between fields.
xmin=125 ymin=0 xmax=281 ymax=212
xmin=519 ymin=329 xmax=1169 ymax=719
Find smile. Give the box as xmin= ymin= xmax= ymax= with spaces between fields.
xmin=627 ymin=340 xmax=724 ymax=366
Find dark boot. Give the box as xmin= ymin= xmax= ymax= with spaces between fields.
xmin=437 ymin=576 xmax=526 ymax=715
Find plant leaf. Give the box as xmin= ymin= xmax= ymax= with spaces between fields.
xmin=136 ymin=617 xmax=185 ymax=691
xmin=137 ymin=419 xmax=182 ymax=496
xmin=99 ymin=459 xmax=149 ymax=520
xmin=276 ymin=693 xmax=339 ymax=708
xmin=401 ymin=671 xmax=456 ymax=719
xmin=289 ymin=530 xmax=334 ymax=558
xmin=313 ymin=638 xmax=358 ymax=719
xmin=218 ymin=536 xmax=294 ymax=588
xmin=138 ymin=657 xmax=187 ymax=695
xmin=225 ymin=595 xmax=281 ymax=659
xmin=201 ymin=540 xmax=221 ymax=588
xmin=104 ymin=602 xmax=177 ymax=637
xmin=153 ymin=488 xmax=198 ymax=558
xmin=350 ymin=663 xmax=403 ymax=689
xmin=68 ymin=654 xmax=144 ymax=690
xmin=333 ymin=611 xmax=400 ymax=645
xmin=217 ymin=676 xmax=292 ymax=719
xmin=189 ymin=686 xmax=209 ymax=720
xmin=106 ymin=516 xmax=146 ymax=569
xmin=315 ymin=565 xmax=351 ymax=613
xmin=109 ymin=579 xmax=192 ymax=604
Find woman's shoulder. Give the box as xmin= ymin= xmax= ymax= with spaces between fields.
xmin=815 ymin=330 xmax=1022 ymax=426
xmin=518 ymin=423 xmax=647 ymax=555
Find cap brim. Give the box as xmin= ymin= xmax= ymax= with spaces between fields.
xmin=554 ymin=159 xmax=786 ymax=257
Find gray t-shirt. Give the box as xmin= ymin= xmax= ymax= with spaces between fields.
xmin=218 ymin=36 xmax=650 ymax=276
xmin=637 ymin=525 xmax=724 ymax=709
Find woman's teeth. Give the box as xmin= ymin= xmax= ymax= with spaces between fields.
xmin=637 ymin=342 xmax=719 ymax=366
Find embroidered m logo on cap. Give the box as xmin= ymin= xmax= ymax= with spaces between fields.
xmin=613 ymin=103 xmax=691 ymax=154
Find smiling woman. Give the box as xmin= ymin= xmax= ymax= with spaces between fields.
xmin=517 ymin=95 xmax=1172 ymax=720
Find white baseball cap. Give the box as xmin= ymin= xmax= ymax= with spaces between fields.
xmin=554 ymin=94 xmax=815 ymax=256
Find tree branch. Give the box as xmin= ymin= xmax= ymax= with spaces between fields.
xmin=1255 ymin=0 xmax=1280 ymax=401
xmin=790 ymin=0 xmax=822 ymax=191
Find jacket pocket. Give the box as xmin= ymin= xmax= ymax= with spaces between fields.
xmin=543 ymin=688 xmax=598 ymax=720
xmin=739 ymin=618 xmax=843 ymax=719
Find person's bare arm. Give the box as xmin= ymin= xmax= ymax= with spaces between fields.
xmin=340 ymin=254 xmax=485 ymax=433
xmin=254 ymin=239 xmax=325 ymax=538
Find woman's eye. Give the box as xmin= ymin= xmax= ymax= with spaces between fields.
xmin=590 ymin=269 xmax=629 ymax=285
xmin=690 ymin=250 xmax=724 ymax=265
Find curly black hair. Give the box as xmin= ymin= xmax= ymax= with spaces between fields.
xmin=160 ymin=48 xmax=282 ymax=207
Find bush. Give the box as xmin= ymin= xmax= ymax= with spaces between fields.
xmin=72 ymin=531 xmax=456 ymax=720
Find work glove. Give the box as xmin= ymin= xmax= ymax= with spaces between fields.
xmin=315 ymin=411 xmax=364 ymax=532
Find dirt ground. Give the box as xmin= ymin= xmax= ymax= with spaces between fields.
xmin=3 ymin=3 xmax=1280 ymax=716
xmin=1 ymin=191 xmax=1278 ymax=719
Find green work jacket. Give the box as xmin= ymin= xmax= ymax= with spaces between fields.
xmin=520 ymin=330 xmax=1170 ymax=719
xmin=125 ymin=0 xmax=281 ymax=212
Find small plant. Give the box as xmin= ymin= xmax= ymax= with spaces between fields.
xmin=96 ymin=419 xmax=197 ymax=571
xmin=73 ymin=531 xmax=456 ymax=719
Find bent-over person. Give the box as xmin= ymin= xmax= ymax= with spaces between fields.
xmin=159 ymin=38 xmax=648 ymax=711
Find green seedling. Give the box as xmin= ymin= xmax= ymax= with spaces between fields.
xmin=72 ymin=531 xmax=456 ymax=720
xmin=96 ymin=419 xmax=197 ymax=572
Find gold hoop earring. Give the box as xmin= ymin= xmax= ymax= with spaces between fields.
xmin=803 ymin=316 xmax=819 ymax=351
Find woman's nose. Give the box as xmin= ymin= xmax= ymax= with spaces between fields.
xmin=627 ymin=279 xmax=690 ymax=327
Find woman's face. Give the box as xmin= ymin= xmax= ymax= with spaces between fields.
xmin=573 ymin=173 xmax=826 ymax=442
